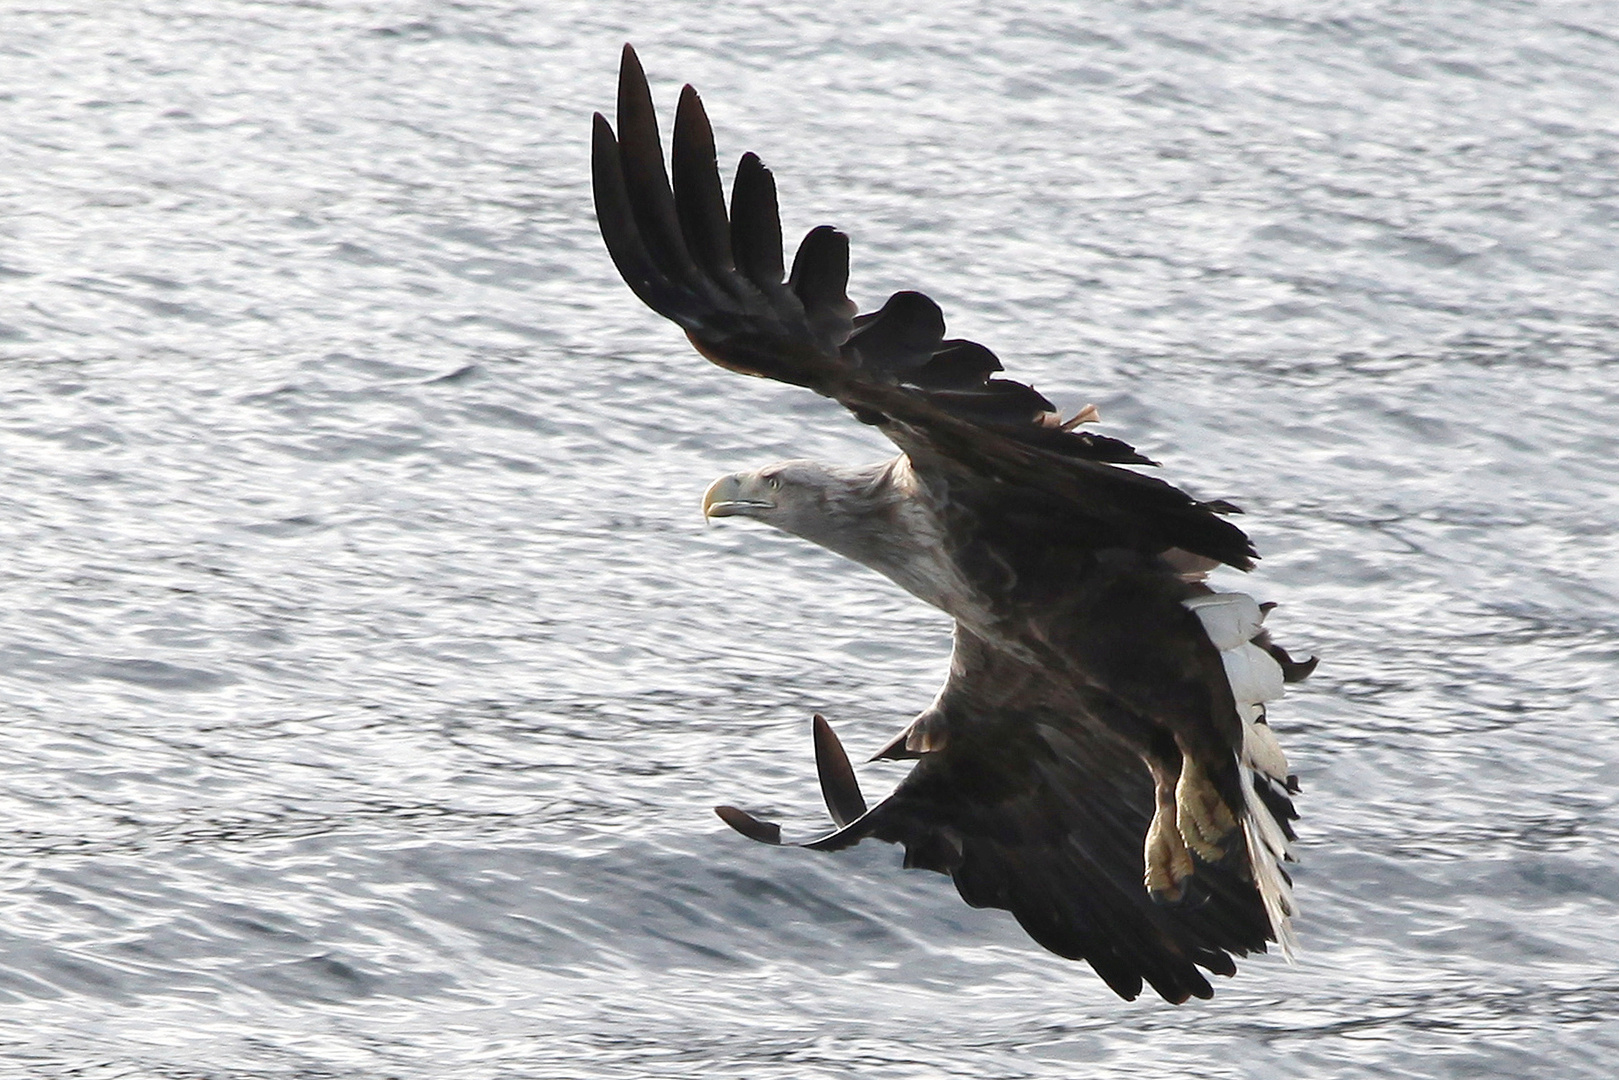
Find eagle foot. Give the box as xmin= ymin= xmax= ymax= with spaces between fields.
xmin=1175 ymin=756 xmax=1239 ymax=863
xmin=1144 ymin=802 xmax=1196 ymax=903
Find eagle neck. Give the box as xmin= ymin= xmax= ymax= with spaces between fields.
xmin=802 ymin=457 xmax=975 ymax=620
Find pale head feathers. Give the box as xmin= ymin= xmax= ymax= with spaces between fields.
xmin=702 ymin=456 xmax=974 ymax=617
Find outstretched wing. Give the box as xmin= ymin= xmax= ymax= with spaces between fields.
xmin=717 ymin=632 xmax=1279 ymax=1004
xmin=593 ymin=45 xmax=1255 ymax=570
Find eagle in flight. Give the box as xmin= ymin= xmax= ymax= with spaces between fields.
xmin=592 ymin=45 xmax=1316 ymax=1003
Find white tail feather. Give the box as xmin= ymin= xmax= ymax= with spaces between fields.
xmin=1241 ymin=709 xmax=1289 ymax=779
xmin=1182 ymin=593 xmax=1264 ymax=650
xmin=1221 ymin=642 xmax=1286 ymax=706
xmin=1241 ymin=768 xmax=1299 ymax=960
xmin=1185 ymin=591 xmax=1300 ymax=958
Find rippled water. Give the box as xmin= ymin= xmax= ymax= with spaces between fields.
xmin=2 ymin=2 xmax=1616 ymax=1076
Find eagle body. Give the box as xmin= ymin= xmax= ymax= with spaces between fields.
xmin=594 ymin=46 xmax=1315 ymax=1003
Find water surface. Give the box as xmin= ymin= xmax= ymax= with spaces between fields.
xmin=2 ymin=2 xmax=1617 ymax=1076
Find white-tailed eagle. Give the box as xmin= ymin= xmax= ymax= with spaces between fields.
xmin=592 ymin=45 xmax=1316 ymax=1003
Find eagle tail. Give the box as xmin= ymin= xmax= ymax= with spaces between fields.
xmin=1184 ymin=592 xmax=1304 ymax=957
xmin=1240 ymin=760 xmax=1299 ymax=960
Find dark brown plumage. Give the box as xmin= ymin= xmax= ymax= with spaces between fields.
xmin=593 ymin=45 xmax=1315 ymax=1003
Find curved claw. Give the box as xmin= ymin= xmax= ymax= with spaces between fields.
xmin=812 ymin=714 xmax=867 ymax=827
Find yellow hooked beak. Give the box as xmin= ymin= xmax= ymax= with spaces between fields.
xmin=702 ymin=472 xmax=775 ymax=519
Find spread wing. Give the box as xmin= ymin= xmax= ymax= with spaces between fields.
xmin=592 ymin=44 xmax=1255 ymax=570
xmin=716 ymin=630 xmax=1277 ymax=1003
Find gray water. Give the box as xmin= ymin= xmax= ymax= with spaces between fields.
xmin=2 ymin=2 xmax=1617 ymax=1076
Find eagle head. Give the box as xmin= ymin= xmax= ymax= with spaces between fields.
xmin=701 ymin=460 xmax=838 ymax=537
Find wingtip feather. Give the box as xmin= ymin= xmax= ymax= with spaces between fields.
xmin=715 ymin=805 xmax=783 ymax=845
xmin=812 ymin=714 xmax=868 ymax=828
